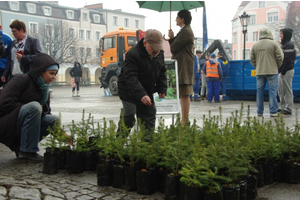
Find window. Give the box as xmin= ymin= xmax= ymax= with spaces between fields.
xmin=86 ymin=30 xmax=91 ymax=40
xmin=86 ymin=47 xmax=92 ymax=57
xmin=69 ymin=28 xmax=75 ymax=38
xmin=232 ymin=18 xmax=238 ymax=28
xmin=93 ymin=15 xmax=100 ymax=23
xmin=44 ymin=7 xmax=51 ymax=16
xmin=79 ymin=29 xmax=85 ymax=39
xmin=10 ymin=2 xmax=19 ymax=11
xmin=103 ymin=37 xmax=115 ymax=52
xmin=96 ymin=48 xmax=101 ymax=58
xmin=79 ymin=47 xmax=85 ymax=57
xmin=135 ymin=20 xmax=139 ymax=29
xmin=127 ymin=36 xmax=138 ymax=46
xmin=249 ymin=15 xmax=256 ymax=25
xmin=29 ymin=22 xmax=38 ymax=34
xmin=27 ymin=3 xmax=36 ymax=13
xmin=233 ymin=33 xmax=237 ymax=43
xmin=69 ymin=46 xmax=75 ymax=56
xmin=45 ymin=25 xmax=53 ymax=37
xmin=268 ymin=12 xmax=278 ymax=22
xmin=253 ymin=31 xmax=258 ymax=41
xmin=242 ymin=49 xmax=251 ymax=60
xmin=124 ymin=18 xmax=129 ymax=28
xmin=66 ymin=10 xmax=74 ymax=19
xmin=233 ymin=50 xmax=236 ymax=60
xmin=82 ymin=13 xmax=88 ymax=21
xmin=259 ymin=1 xmax=265 ymax=8
xmin=113 ymin=16 xmax=118 ymax=26
xmin=95 ymin=31 xmax=101 ymax=41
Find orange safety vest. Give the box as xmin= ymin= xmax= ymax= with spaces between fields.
xmin=206 ymin=61 xmax=220 ymax=78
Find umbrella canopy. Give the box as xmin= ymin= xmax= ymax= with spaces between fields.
xmin=136 ymin=1 xmax=205 ymax=12
xmin=136 ymin=1 xmax=205 ymax=35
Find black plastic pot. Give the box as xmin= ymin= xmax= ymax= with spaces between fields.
xmin=165 ymin=174 xmax=180 ymax=200
xmin=246 ymin=175 xmax=257 ymax=200
xmin=222 ymin=184 xmax=240 ymax=200
xmin=157 ymin=168 xmax=168 ymax=193
xmin=254 ymin=164 xmax=264 ymax=188
xmin=204 ymin=189 xmax=223 ymax=200
xmin=42 ymin=151 xmax=58 ymax=175
xmin=83 ymin=150 xmax=97 ymax=171
xmin=112 ymin=165 xmax=125 ymax=189
xmin=56 ymin=149 xmax=67 ymax=169
xmin=282 ymin=161 xmax=300 ymax=184
xmin=124 ymin=165 xmax=137 ymax=191
xmin=184 ymin=185 xmax=205 ymax=200
xmin=65 ymin=150 xmax=84 ymax=174
xmin=97 ymin=163 xmax=113 ymax=186
xmin=239 ymin=180 xmax=247 ymax=200
xmin=262 ymin=162 xmax=274 ymax=185
xmin=136 ymin=168 xmax=157 ymax=195
xmin=273 ymin=161 xmax=282 ymax=182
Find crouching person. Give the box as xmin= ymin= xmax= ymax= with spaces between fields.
xmin=0 ymin=53 xmax=60 ymax=162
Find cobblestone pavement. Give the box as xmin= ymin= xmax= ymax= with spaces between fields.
xmin=1 ymin=86 xmax=300 ymax=200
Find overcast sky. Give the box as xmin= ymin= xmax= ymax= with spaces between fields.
xmin=58 ymin=0 xmax=242 ymax=43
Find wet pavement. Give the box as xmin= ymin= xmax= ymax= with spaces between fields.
xmin=1 ymin=86 xmax=300 ymax=200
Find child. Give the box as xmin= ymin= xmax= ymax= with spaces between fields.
xmin=99 ymin=77 xmax=111 ymax=97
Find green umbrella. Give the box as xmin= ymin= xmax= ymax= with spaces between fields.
xmin=136 ymin=1 xmax=205 ymax=29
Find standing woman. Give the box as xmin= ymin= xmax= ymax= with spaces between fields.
xmin=0 ymin=53 xmax=60 ymax=162
xmin=168 ymin=10 xmax=194 ymax=126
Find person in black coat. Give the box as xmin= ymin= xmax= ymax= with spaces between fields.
xmin=117 ymin=29 xmax=167 ymax=139
xmin=69 ymin=61 xmax=82 ymax=97
xmin=278 ymin=28 xmax=296 ymax=115
xmin=0 ymin=53 xmax=59 ymax=162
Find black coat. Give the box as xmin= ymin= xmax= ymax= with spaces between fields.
xmin=118 ymin=38 xmax=167 ymax=103
xmin=279 ymin=28 xmax=296 ymax=75
xmin=3 ymin=35 xmax=42 ymax=77
xmin=69 ymin=62 xmax=82 ymax=78
xmin=0 ymin=53 xmax=59 ymax=151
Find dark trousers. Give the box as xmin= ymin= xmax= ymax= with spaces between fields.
xmin=118 ymin=100 xmax=156 ymax=138
xmin=207 ymin=79 xmax=220 ymax=102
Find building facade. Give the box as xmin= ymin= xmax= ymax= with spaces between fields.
xmin=231 ymin=1 xmax=289 ymax=60
xmin=0 ymin=1 xmax=145 ymax=84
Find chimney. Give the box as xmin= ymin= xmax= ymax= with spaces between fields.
xmin=84 ymin=3 xmax=103 ymax=10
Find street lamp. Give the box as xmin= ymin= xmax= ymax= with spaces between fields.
xmin=239 ymin=11 xmax=250 ymax=60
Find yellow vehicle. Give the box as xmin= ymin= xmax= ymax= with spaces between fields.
xmin=99 ymin=28 xmax=145 ymax=95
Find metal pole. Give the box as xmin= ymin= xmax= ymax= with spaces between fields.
xmin=243 ymin=30 xmax=246 ymax=60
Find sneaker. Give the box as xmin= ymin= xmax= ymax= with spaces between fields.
xmin=283 ymin=110 xmax=292 ymax=115
xmin=194 ymin=98 xmax=201 ymax=101
xmin=257 ymin=114 xmax=263 ymax=117
xmin=278 ymin=109 xmax=282 ymax=113
xmin=215 ymin=101 xmax=221 ymax=103
xmin=207 ymin=101 xmax=212 ymax=103
xmin=270 ymin=113 xmax=279 ymax=117
xmin=17 ymin=152 xmax=44 ymax=162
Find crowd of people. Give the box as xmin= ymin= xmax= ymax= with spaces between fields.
xmin=0 ymin=12 xmax=296 ymax=162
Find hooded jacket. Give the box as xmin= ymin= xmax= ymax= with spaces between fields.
xmin=0 ymin=53 xmax=59 ymax=151
xmin=279 ymin=28 xmax=296 ymax=75
xmin=69 ymin=61 xmax=82 ymax=78
xmin=217 ymin=56 xmax=229 ymax=76
xmin=250 ymin=28 xmax=283 ymax=75
xmin=118 ymin=38 xmax=167 ymax=104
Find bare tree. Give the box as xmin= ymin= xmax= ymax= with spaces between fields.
xmin=34 ymin=19 xmax=79 ymax=64
xmin=285 ymin=1 xmax=300 ymax=55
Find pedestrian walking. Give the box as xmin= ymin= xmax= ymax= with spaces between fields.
xmin=250 ymin=28 xmax=283 ymax=117
xmin=99 ymin=77 xmax=111 ymax=97
xmin=69 ymin=61 xmax=82 ymax=97
xmin=217 ymin=51 xmax=229 ymax=101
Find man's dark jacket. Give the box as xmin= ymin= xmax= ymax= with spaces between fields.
xmin=118 ymin=38 xmax=167 ymax=103
xmin=69 ymin=61 xmax=82 ymax=78
xmin=0 ymin=53 xmax=58 ymax=151
xmin=3 ymin=35 xmax=42 ymax=78
xmin=279 ymin=28 xmax=296 ymax=75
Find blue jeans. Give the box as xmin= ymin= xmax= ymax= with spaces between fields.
xmin=17 ymin=102 xmax=59 ymax=152
xmin=192 ymin=73 xmax=201 ymax=99
xmin=220 ymin=75 xmax=226 ymax=95
xmin=207 ymin=79 xmax=220 ymax=102
xmin=256 ymin=74 xmax=278 ymax=115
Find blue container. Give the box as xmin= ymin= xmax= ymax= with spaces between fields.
xmin=226 ymin=56 xmax=300 ymax=102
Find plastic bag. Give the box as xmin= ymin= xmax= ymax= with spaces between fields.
xmin=71 ymin=77 xmax=77 ymax=88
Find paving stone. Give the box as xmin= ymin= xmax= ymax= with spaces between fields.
xmin=9 ymin=186 xmax=40 ymax=200
xmin=0 ymin=186 xmax=6 ymax=196
xmin=42 ymin=188 xmax=65 ymax=199
xmin=0 ymin=196 xmax=7 ymax=200
xmin=65 ymin=191 xmax=81 ymax=200
xmin=75 ymin=194 xmax=95 ymax=200
xmin=44 ymin=195 xmax=65 ymax=200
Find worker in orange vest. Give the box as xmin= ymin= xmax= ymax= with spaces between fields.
xmin=203 ymin=53 xmax=223 ymax=103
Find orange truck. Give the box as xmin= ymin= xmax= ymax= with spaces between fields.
xmin=99 ymin=28 xmax=145 ymax=95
